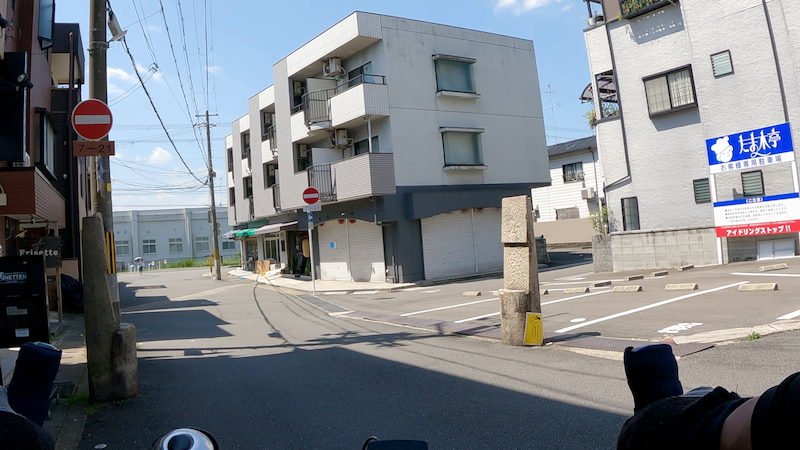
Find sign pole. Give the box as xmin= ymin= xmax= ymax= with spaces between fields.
xmin=709 ymin=174 xmax=723 ymax=264
xmin=308 ymin=212 xmax=316 ymax=295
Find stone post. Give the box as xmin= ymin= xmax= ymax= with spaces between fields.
xmin=499 ymin=195 xmax=542 ymax=345
xmin=111 ymin=323 xmax=138 ymax=399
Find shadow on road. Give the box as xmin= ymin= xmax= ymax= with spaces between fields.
xmin=80 ymin=347 xmax=627 ymax=449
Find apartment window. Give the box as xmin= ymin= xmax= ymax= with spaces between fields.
xmin=227 ymin=148 xmax=233 ymax=172
xmin=143 ymin=239 xmax=156 ymax=254
xmin=562 ymin=162 xmax=584 ymax=183
xmin=742 ymin=171 xmax=764 ymax=197
xmin=264 ymin=239 xmax=279 ymax=261
xmin=433 ymin=54 xmax=476 ymax=94
xmin=441 ymin=129 xmax=484 ymax=166
xmin=244 ymin=177 xmax=253 ymax=198
xmin=38 ymin=0 xmax=55 ymax=49
xmin=621 ymin=197 xmax=640 ymax=231
xmin=556 ymin=207 xmax=580 ymax=220
xmin=34 ymin=110 xmax=56 ymax=176
xmin=353 ymin=136 xmax=379 ymax=156
xmin=693 ymin=178 xmax=711 ymax=204
xmin=115 ymin=240 xmax=130 ymax=255
xmin=643 ymin=66 xmax=697 ymax=116
xmin=241 ymin=131 xmax=251 ymax=165
xmin=295 ymin=144 xmax=311 ymax=172
xmin=229 ymin=187 xmax=236 ymax=205
xmin=194 ymin=236 xmax=209 ymax=252
xmin=222 ymin=241 xmax=236 ymax=250
xmin=261 ymin=110 xmax=274 ymax=140
xmin=168 ymin=238 xmax=183 ymax=253
xmin=594 ymin=70 xmax=619 ymax=120
xmin=263 ymin=163 xmax=277 ymax=187
xmin=711 ymin=51 xmax=734 ymax=78
xmin=348 ymin=61 xmax=376 ymax=88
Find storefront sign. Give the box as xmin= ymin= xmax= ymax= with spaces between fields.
xmin=713 ymin=193 xmax=800 ymax=237
xmin=18 ymin=236 xmax=62 ymax=268
xmin=706 ymin=122 xmax=794 ymax=174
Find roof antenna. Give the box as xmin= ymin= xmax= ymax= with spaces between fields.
xmin=544 ymin=84 xmax=561 ymax=144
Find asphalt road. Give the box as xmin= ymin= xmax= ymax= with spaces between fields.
xmin=79 ymin=265 xmax=800 ymax=449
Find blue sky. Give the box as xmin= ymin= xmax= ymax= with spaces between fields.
xmin=55 ymin=0 xmax=595 ymax=210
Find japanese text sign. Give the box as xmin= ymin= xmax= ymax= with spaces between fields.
xmin=706 ymin=122 xmax=794 ymax=174
xmin=713 ymin=193 xmax=800 ymax=238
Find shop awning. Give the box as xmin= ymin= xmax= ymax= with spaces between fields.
xmin=254 ymin=221 xmax=298 ymax=236
xmin=221 ymin=230 xmax=237 ymax=239
xmin=234 ymin=228 xmax=257 ymax=237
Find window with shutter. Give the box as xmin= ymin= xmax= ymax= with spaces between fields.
xmin=741 ymin=171 xmax=764 ymax=197
xmin=693 ymin=179 xmax=711 ymax=204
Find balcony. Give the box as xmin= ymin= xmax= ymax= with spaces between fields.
xmin=264 ymin=125 xmax=277 ymax=151
xmin=241 ymin=158 xmax=252 ymax=177
xmin=0 ymin=168 xmax=66 ymax=227
xmin=302 ymin=75 xmax=388 ymax=127
xmin=619 ymin=0 xmax=676 ymax=19
xmin=306 ymin=153 xmax=395 ymax=203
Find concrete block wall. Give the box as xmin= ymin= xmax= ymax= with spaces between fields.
xmin=605 ymin=227 xmax=717 ymax=271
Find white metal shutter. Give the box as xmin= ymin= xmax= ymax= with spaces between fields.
xmin=318 ymin=220 xmax=351 ymax=281
xmin=422 ymin=210 xmax=476 ymax=280
xmin=473 ymin=208 xmax=503 ymax=273
xmin=347 ymin=220 xmax=385 ymax=282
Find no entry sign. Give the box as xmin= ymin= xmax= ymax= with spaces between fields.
xmin=72 ymin=99 xmax=113 ymax=140
xmin=303 ymin=187 xmax=320 ymax=204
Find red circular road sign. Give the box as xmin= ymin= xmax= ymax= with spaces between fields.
xmin=302 ymin=187 xmax=320 ymax=204
xmin=72 ymin=99 xmax=113 ymax=141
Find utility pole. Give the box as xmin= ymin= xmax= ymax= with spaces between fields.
xmin=89 ymin=0 xmax=120 ymax=317
xmin=199 ymin=111 xmax=221 ymax=280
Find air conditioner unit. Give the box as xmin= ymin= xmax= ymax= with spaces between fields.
xmin=323 ymin=57 xmax=344 ymax=78
xmin=293 ymin=80 xmax=305 ymax=96
xmin=335 ymin=129 xmax=351 ymax=147
xmin=298 ymin=144 xmax=310 ymax=158
xmin=581 ymin=187 xmax=596 ymax=200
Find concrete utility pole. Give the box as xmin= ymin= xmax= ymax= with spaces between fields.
xmin=89 ymin=0 xmax=120 ymax=318
xmin=199 ymin=111 xmax=221 ymax=280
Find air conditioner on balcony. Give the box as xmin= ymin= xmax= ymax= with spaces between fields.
xmin=329 ymin=129 xmax=352 ymax=148
xmin=323 ymin=57 xmax=344 ymax=78
xmin=298 ymin=144 xmax=310 ymax=158
xmin=581 ymin=187 xmax=596 ymax=200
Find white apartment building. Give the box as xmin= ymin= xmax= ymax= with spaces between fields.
xmin=584 ymin=0 xmax=800 ymax=270
xmin=531 ymin=136 xmax=603 ymax=245
xmin=225 ymin=12 xmax=549 ymax=282
xmin=113 ymin=207 xmax=238 ymax=270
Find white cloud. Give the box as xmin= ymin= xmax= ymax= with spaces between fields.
xmin=107 ymin=67 xmax=137 ymax=84
xmin=206 ymin=65 xmax=222 ymax=75
xmin=494 ymin=0 xmax=567 ymax=15
xmin=108 ymin=82 xmax=125 ymax=96
xmin=561 ymin=3 xmax=574 ymax=11
xmin=136 ymin=63 xmax=163 ymax=83
xmin=147 ymin=147 xmax=174 ymax=165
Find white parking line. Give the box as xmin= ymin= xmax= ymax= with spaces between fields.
xmin=777 ymin=309 xmax=800 ymax=320
xmin=422 ymin=289 xmax=442 ymax=294
xmin=353 ymin=290 xmax=379 ymax=295
xmin=453 ymin=290 xmax=612 ymax=324
xmin=400 ymin=298 xmax=498 ymax=316
xmin=731 ymin=272 xmax=800 ymax=277
xmin=455 ymin=311 xmax=499 ymax=323
xmin=555 ymin=281 xmax=748 ymax=334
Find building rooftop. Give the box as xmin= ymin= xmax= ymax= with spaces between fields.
xmin=547 ymin=136 xmax=596 ymax=157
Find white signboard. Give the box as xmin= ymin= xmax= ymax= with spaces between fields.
xmin=713 ymin=193 xmax=800 ymax=238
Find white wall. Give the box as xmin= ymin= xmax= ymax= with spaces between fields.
xmin=531 ymin=151 xmax=604 ymax=222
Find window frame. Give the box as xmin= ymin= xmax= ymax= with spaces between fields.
xmin=693 ymin=178 xmax=712 ymax=204
xmin=263 ymin=163 xmax=277 ymax=188
xmin=260 ymin=110 xmax=274 ymax=141
xmin=440 ymin=127 xmax=485 ymax=168
xmin=432 ymin=54 xmax=478 ymax=97
xmin=168 ymin=238 xmax=183 ymax=254
xmin=142 ymin=239 xmax=157 ymax=254
xmin=115 ymin=240 xmax=130 ymax=255
xmin=241 ymin=131 xmax=251 ymax=166
xmin=227 ymin=148 xmax=234 ymax=172
xmin=194 ymin=236 xmax=210 ymax=253
xmin=222 ymin=241 xmax=236 ymax=250
xmin=741 ymin=171 xmax=764 ymax=197
xmin=229 ymin=187 xmax=236 ymax=205
xmin=710 ymin=50 xmax=734 ymax=78
xmin=353 ymin=136 xmax=379 ymax=156
xmin=562 ymin=162 xmax=585 ymax=183
xmin=621 ymin=197 xmax=641 ymax=231
xmin=643 ymin=65 xmax=698 ymax=117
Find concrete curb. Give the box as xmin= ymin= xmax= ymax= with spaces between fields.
xmin=739 ymin=282 xmax=778 ymax=291
xmin=591 ymin=281 xmax=612 ymax=287
xmin=651 ymin=271 xmax=669 ymax=277
xmin=759 ymin=262 xmax=788 ymax=272
xmin=612 ymin=285 xmax=642 ymax=292
xmin=624 ymin=274 xmax=644 ymax=281
xmin=665 ymin=283 xmax=698 ymax=291
xmin=462 ymin=291 xmax=482 ymax=297
xmin=678 ymin=265 xmax=695 ymax=271
xmin=673 ymin=319 xmax=800 ymax=345
xmin=564 ymin=287 xmax=590 ymax=294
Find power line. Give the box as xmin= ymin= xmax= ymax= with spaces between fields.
xmin=121 ymin=37 xmax=207 ymax=185
xmin=130 ymin=0 xmax=159 ymax=65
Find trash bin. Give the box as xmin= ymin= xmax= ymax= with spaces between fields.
xmin=7 ymin=342 xmax=62 ymax=426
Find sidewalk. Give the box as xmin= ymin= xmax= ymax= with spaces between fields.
xmin=226 ymin=267 xmax=416 ymax=292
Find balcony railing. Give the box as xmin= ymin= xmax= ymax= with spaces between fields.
xmin=264 ymin=125 xmax=277 ymax=150
xmin=307 ymin=164 xmax=336 ymax=202
xmin=619 ymin=0 xmax=676 ymax=19
xmin=302 ymin=74 xmax=386 ymax=126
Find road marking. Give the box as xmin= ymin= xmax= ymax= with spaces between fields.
xmin=555 ymin=276 xmax=585 ymax=281
xmin=171 ymin=284 xmax=242 ymax=301
xmin=731 ymin=272 xmax=800 ymax=277
xmin=777 ymin=309 xmax=800 ymax=320
xmin=455 ymin=311 xmax=499 ymax=323
xmin=658 ymin=322 xmax=703 ymax=334
xmin=541 ymin=289 xmax=612 ymax=306
xmin=555 ymin=281 xmax=748 ymax=334
xmin=422 ymin=289 xmax=442 ymax=293
xmin=401 ymin=298 xmax=498 ymax=317
xmin=570 ymin=318 xmax=586 ymax=323
xmin=353 ymin=290 xmax=379 ymax=295
xmin=321 ymin=292 xmax=347 ymax=295
xmin=400 ymin=287 xmax=428 ymax=292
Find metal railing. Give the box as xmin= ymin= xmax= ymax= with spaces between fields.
xmin=301 ymin=74 xmax=386 ymax=126
xmin=272 ymin=184 xmax=281 ymax=210
xmin=619 ymin=0 xmax=674 ymax=19
xmin=264 ymin=125 xmax=277 ymax=150
xmin=307 ymin=164 xmax=336 ymax=202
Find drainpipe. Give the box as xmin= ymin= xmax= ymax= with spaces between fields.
xmin=599 ymin=11 xmax=631 ymax=192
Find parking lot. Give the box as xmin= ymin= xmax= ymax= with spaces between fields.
xmin=315 ymin=256 xmax=800 ymax=342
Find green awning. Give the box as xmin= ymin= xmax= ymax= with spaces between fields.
xmin=234 ymin=228 xmax=256 ymax=237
